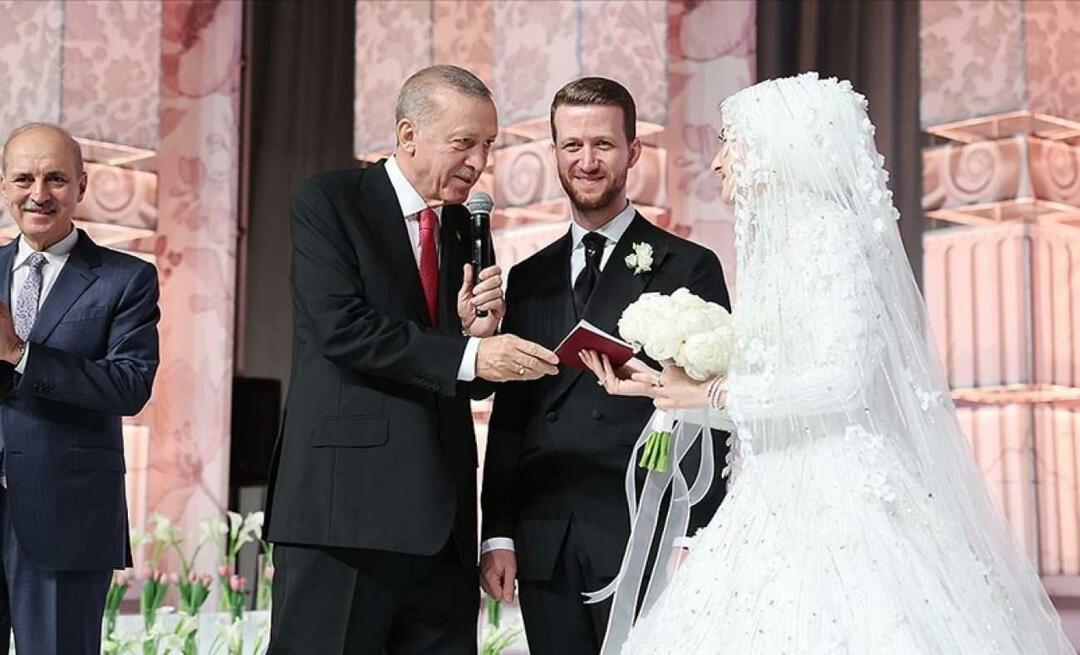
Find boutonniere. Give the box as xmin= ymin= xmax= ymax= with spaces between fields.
xmin=624 ymin=242 xmax=654 ymax=275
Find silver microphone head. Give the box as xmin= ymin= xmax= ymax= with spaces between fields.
xmin=465 ymin=192 xmax=494 ymax=216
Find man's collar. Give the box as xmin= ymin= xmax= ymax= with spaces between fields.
xmin=14 ymin=225 xmax=78 ymax=269
xmin=385 ymin=155 xmax=442 ymax=220
xmin=570 ymin=201 xmax=636 ymax=249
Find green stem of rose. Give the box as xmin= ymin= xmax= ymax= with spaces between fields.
xmin=638 ymin=431 xmax=671 ymax=471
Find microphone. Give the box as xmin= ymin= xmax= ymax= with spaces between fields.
xmin=465 ymin=192 xmax=494 ymax=318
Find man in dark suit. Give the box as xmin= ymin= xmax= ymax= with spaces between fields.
xmin=480 ymin=78 xmax=730 ymax=654
xmin=0 ymin=123 xmax=160 ymax=654
xmin=264 ymin=65 xmax=558 ymax=654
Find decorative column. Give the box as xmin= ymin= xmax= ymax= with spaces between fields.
xmin=921 ymin=0 xmax=1080 ymax=598
xmin=150 ymin=0 xmax=242 ymax=576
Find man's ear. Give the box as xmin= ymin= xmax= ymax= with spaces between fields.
xmin=627 ymin=137 xmax=642 ymax=169
xmin=397 ymin=118 xmax=418 ymax=156
xmin=77 ymin=171 xmax=88 ymax=202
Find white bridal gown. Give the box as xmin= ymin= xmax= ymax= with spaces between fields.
xmin=620 ymin=197 xmax=1074 ymax=654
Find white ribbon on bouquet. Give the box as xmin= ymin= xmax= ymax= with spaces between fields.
xmin=584 ymin=408 xmax=732 ymax=654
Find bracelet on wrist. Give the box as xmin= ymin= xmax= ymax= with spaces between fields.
xmin=706 ymin=377 xmax=726 ymax=411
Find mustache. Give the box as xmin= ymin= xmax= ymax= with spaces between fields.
xmin=21 ymin=200 xmax=57 ymax=213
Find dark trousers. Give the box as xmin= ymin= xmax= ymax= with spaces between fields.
xmin=0 ymin=487 xmax=111 ymax=655
xmin=518 ymin=521 xmax=615 ymax=655
xmin=268 ymin=540 xmax=479 ymax=655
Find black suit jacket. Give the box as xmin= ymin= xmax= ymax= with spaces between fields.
xmin=482 ymin=214 xmax=730 ymax=581
xmin=0 ymin=231 xmax=160 ymax=571
xmin=264 ymin=162 xmax=484 ymax=565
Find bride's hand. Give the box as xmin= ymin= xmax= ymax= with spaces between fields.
xmin=630 ymin=363 xmax=714 ymax=410
xmin=580 ymin=351 xmax=658 ymax=398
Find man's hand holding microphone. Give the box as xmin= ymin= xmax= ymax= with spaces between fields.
xmin=457 ymin=192 xmax=559 ymax=382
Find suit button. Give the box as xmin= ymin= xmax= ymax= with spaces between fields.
xmin=545 ymin=411 xmax=558 ymax=423
xmin=591 ymin=409 xmax=604 ymax=421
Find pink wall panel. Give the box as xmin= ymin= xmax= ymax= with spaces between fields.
xmin=61 ymin=0 xmax=161 ymax=149
xmin=353 ymin=0 xmax=432 ymax=158
xmin=0 ymin=0 xmax=62 ymax=134
xmin=920 ymin=0 xmax=1026 ymax=127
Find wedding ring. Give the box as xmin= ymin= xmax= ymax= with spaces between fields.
xmin=653 ymin=375 xmax=663 ymax=387
xmin=517 ymin=366 xmax=526 ymax=376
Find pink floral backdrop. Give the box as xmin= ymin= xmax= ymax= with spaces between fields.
xmin=354 ymin=0 xmax=755 ymax=297
xmin=921 ymin=0 xmax=1080 ymax=127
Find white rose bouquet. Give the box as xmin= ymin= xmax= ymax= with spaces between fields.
xmin=617 ymin=288 xmax=734 ymax=471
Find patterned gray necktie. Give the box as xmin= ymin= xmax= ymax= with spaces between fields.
xmin=14 ymin=253 xmax=46 ymax=340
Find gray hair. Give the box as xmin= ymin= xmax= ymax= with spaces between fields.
xmin=2 ymin=122 xmax=84 ymax=177
xmin=394 ymin=65 xmax=492 ymax=127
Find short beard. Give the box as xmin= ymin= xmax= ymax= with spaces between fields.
xmin=558 ymin=169 xmax=628 ymax=214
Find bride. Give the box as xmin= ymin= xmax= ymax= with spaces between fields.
xmin=581 ymin=73 xmax=1076 ymax=654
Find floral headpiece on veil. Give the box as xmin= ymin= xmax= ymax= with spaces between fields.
xmin=718 ymin=72 xmax=901 ymax=239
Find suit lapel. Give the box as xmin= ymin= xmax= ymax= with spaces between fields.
xmin=545 ymin=214 xmax=668 ymax=409
xmin=0 ymin=239 xmax=17 ymax=307
xmin=583 ymin=214 xmax=667 ymax=332
xmin=355 ymin=163 xmax=430 ymax=326
xmin=438 ymin=206 xmax=470 ymax=332
xmin=30 ymin=229 xmax=100 ymax=343
xmin=528 ymin=231 xmax=576 ymax=347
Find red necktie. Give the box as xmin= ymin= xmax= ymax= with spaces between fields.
xmin=418 ymin=208 xmax=439 ymax=327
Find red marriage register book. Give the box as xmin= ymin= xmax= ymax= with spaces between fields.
xmin=554 ymin=320 xmax=635 ymax=370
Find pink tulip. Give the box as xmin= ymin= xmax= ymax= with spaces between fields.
xmin=201 ymin=574 xmax=214 ymax=586
xmin=168 ymin=572 xmax=179 ymax=584
xmin=264 ymin=565 xmax=275 ymax=581
xmin=229 ymin=575 xmax=247 ymax=592
xmin=188 ymin=570 xmax=199 ymax=582
xmin=115 ymin=570 xmax=131 ymax=586
xmin=217 ymin=564 xmax=231 ymax=578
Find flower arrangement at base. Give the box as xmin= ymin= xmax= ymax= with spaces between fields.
xmin=97 ymin=510 xmax=270 ymax=655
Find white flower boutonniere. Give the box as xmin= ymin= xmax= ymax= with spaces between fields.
xmin=624 ymin=242 xmax=654 ymax=275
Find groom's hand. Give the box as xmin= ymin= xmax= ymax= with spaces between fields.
xmin=480 ymin=549 xmax=517 ymax=603
xmin=476 ymin=334 xmax=558 ymax=382
xmin=458 ymin=264 xmax=504 ymax=338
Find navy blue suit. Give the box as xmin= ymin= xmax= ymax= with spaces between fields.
xmin=0 ymin=230 xmax=160 ymax=654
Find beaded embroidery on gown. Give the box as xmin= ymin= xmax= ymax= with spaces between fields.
xmin=616 ymin=74 xmax=1075 ymax=655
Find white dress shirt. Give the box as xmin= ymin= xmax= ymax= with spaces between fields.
xmin=568 ymin=200 xmax=636 ymax=286
xmin=384 ymin=156 xmax=480 ymax=381
xmin=11 ymin=226 xmax=79 ymax=374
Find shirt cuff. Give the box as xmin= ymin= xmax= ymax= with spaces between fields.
xmin=14 ymin=342 xmax=29 ymax=374
xmin=480 ymin=537 xmax=515 ymax=555
xmin=673 ymin=536 xmax=693 ymax=550
xmin=456 ymin=337 xmax=480 ymax=382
